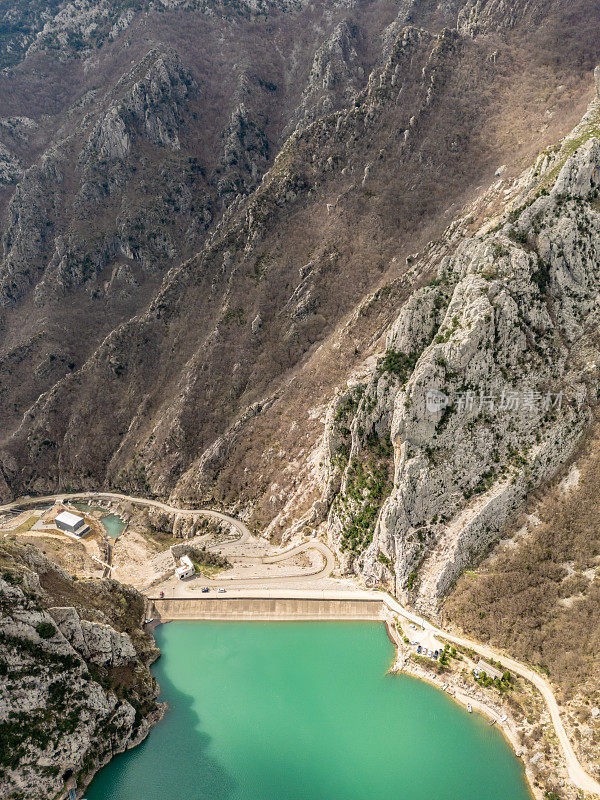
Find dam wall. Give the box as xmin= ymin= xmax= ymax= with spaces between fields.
xmin=150 ymin=596 xmax=384 ymax=621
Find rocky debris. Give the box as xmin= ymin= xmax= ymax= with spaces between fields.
xmin=0 ymin=542 xmax=161 ymax=800
xmin=150 ymin=548 xmax=176 ymax=576
xmin=318 ymin=114 xmax=600 ymax=614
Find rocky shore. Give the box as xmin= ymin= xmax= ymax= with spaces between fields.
xmin=0 ymin=542 xmax=163 ymax=800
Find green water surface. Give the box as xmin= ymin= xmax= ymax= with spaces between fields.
xmin=100 ymin=513 xmax=126 ymax=539
xmin=85 ymin=622 xmax=532 ymax=800
xmin=72 ymin=504 xmax=126 ymax=538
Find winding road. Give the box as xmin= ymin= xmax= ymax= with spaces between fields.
xmin=0 ymin=489 xmax=251 ymax=537
xmin=0 ymin=491 xmax=334 ymax=585
xmin=1 ymin=490 xmax=599 ymax=796
xmin=206 ymin=539 xmax=336 ymax=583
xmin=380 ymin=592 xmax=600 ymax=797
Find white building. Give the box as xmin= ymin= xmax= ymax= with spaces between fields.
xmin=175 ymin=555 xmax=194 ymax=580
xmin=55 ymin=511 xmax=90 ymax=537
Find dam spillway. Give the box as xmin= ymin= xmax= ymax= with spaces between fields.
xmin=149 ymin=594 xmax=384 ymax=621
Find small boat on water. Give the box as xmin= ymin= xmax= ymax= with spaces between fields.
xmin=467 ymin=703 xmax=473 ymax=713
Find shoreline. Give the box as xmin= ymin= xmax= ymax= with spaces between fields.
xmin=389 ymin=657 xmax=539 ymax=800
xmin=148 ymin=615 xmax=539 ymax=799
xmin=148 ymin=605 xmax=593 ymax=798
xmin=383 ymin=616 xmax=539 ymax=798
xmin=4 ymin=491 xmax=597 ymax=798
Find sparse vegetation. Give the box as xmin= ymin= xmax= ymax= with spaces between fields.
xmin=377 ymin=350 xmax=418 ymax=383
xmin=447 ymin=421 xmax=600 ymax=708
xmin=0 ymin=542 xmax=160 ymax=798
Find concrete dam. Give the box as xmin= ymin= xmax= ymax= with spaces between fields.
xmin=149 ymin=592 xmax=386 ymax=621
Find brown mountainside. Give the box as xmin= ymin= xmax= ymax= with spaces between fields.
xmin=0 ymin=0 xmax=599 ymax=535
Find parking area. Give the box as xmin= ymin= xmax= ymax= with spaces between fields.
xmin=404 ymin=622 xmax=444 ymax=659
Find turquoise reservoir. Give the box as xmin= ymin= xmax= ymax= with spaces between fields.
xmin=85 ymin=622 xmax=532 ymax=800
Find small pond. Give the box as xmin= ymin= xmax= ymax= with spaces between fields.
xmin=72 ymin=504 xmax=127 ymax=539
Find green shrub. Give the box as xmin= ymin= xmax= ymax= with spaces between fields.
xmin=36 ymin=622 xmax=57 ymax=640
xmin=377 ymin=349 xmax=418 ymax=382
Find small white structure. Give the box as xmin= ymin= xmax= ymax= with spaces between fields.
xmin=175 ymin=555 xmax=194 ymax=580
xmin=55 ymin=511 xmax=89 ymax=537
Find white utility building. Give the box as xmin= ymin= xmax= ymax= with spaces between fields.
xmin=55 ymin=511 xmax=90 ymax=537
xmin=175 ymin=555 xmax=195 ymax=580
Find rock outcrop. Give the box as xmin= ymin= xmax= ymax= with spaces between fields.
xmin=289 ymin=20 xmax=364 ymax=134
xmin=317 ymin=108 xmax=600 ymax=614
xmin=0 ymin=144 xmax=22 ymax=186
xmin=0 ymin=542 xmax=161 ymax=800
xmin=48 ymin=607 xmax=138 ymax=666
xmin=86 ymin=49 xmax=194 ymax=158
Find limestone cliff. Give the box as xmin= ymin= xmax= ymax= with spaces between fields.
xmin=1 ymin=0 xmax=599 ymax=582
xmin=0 ymin=542 xmax=161 ymax=800
xmin=316 ymin=104 xmax=600 ymax=613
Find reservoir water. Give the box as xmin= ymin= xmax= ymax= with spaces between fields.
xmin=85 ymin=622 xmax=532 ymax=800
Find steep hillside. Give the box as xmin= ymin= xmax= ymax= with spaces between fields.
xmin=0 ymin=541 xmax=161 ymax=800
xmin=314 ymin=103 xmax=600 ymax=604
xmin=445 ymin=418 xmax=600 ymax=787
xmin=1 ymin=0 xmax=599 ymax=522
xmin=2 ymin=2 xmax=600 ymax=793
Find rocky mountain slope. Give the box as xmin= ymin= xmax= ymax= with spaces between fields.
xmin=2 ymin=3 xmax=600 ymax=794
xmin=316 ymin=104 xmax=600 ymax=611
xmin=0 ymin=541 xmax=161 ymax=800
xmin=0 ymin=0 xmax=600 ymax=593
